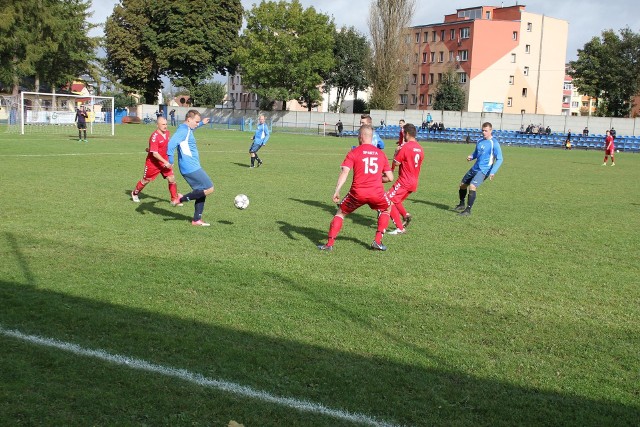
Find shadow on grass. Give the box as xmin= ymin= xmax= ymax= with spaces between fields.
xmin=276 ymin=221 xmax=369 ymax=249
xmin=134 ymin=202 xmax=193 ymax=222
xmin=231 ymin=162 xmax=252 ymax=168
xmin=2 ymin=232 xmax=638 ymax=426
xmin=410 ymin=198 xmax=452 ymax=211
xmin=289 ymin=198 xmax=374 ymax=228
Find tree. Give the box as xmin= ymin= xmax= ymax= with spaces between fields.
xmin=105 ymin=0 xmax=242 ymax=104
xmin=193 ymin=81 xmax=226 ymax=107
xmin=367 ymin=0 xmax=415 ymax=110
xmin=570 ymin=28 xmax=640 ymax=117
xmin=0 ymin=0 xmax=96 ymax=95
xmin=325 ymin=26 xmax=370 ymax=112
xmin=234 ymin=0 xmax=335 ymax=111
xmin=433 ymin=69 xmax=466 ymax=111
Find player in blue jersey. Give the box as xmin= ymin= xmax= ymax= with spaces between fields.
xmin=454 ymin=122 xmax=503 ymax=216
xmin=249 ymin=114 xmax=270 ymax=168
xmin=359 ymin=114 xmax=385 ymax=149
xmin=167 ymin=110 xmax=213 ymax=226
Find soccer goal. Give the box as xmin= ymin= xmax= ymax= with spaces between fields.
xmin=4 ymin=91 xmax=114 ymax=136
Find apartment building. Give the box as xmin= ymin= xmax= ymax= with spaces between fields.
xmin=403 ymin=5 xmax=568 ymax=114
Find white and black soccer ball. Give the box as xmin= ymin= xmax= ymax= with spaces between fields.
xmin=234 ymin=194 xmax=250 ymax=210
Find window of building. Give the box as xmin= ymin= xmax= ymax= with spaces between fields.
xmin=440 ymin=30 xmax=445 ymax=41
xmin=525 ymin=44 xmax=531 ymax=54
xmin=400 ymin=94 xmax=408 ymax=104
xmin=458 ymin=8 xmax=482 ymax=19
xmin=521 ymin=109 xmax=526 ymax=114
xmin=429 ymin=73 xmax=434 ymax=84
xmin=421 ymin=73 xmax=426 ymax=84
xmin=438 ymin=51 xmax=444 ymax=62
xmin=459 ymin=50 xmax=469 ymax=61
xmin=415 ymin=32 xmax=420 ymax=43
xmin=522 ymin=88 xmax=528 ymax=97
xmin=513 ymin=31 xmax=518 ymax=40
xmin=458 ymin=72 xmax=467 ymax=83
xmin=412 ymin=74 xmax=417 ymax=84
xmin=563 ymin=82 xmax=572 ymax=90
xmin=511 ymin=53 xmax=516 ymax=63
xmin=411 ymin=94 xmax=417 ymax=104
xmin=450 ymin=29 xmax=456 ymax=40
xmin=582 ymin=101 xmax=588 ymax=107
xmin=415 ymin=53 xmax=419 ymax=63
xmin=507 ymin=97 xmax=513 ymax=107
xmin=437 ymin=73 xmax=443 ymax=82
xmin=432 ymin=31 xmax=436 ymax=42
xmin=524 ymin=66 xmax=529 ymax=75
xmin=449 ymin=51 xmax=454 ymax=61
xmin=485 ymin=11 xmax=491 ymax=19
xmin=527 ymin=22 xmax=532 ymax=32
xmin=509 ymin=75 xmax=514 ymax=85
xmin=405 ymin=34 xmax=411 ymax=44
xmin=430 ymin=52 xmax=436 ymax=62
xmin=422 ymin=52 xmax=427 ymax=63
xmin=419 ymin=94 xmax=424 ymax=105
xmin=460 ymin=27 xmax=470 ymax=39
xmin=428 ymin=94 xmax=433 ymax=105
xmin=571 ymin=101 xmax=579 ymax=108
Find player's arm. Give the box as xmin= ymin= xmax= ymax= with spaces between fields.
xmin=332 ymin=166 xmax=350 ymax=203
xmin=262 ymin=125 xmax=270 ymax=145
xmin=382 ymin=170 xmax=394 ymax=183
xmin=167 ymin=127 xmax=187 ymax=164
xmin=467 ymin=147 xmax=477 ymax=161
xmin=151 ymin=151 xmax=171 ymax=168
xmin=489 ymin=143 xmax=504 ymax=180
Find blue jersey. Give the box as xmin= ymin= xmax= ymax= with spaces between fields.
xmin=253 ymin=123 xmax=270 ymax=145
xmin=373 ymin=131 xmax=385 ymax=149
xmin=470 ymin=137 xmax=503 ymax=175
xmin=167 ymin=123 xmax=204 ymax=175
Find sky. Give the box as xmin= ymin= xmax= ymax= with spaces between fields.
xmin=89 ymin=0 xmax=639 ymax=61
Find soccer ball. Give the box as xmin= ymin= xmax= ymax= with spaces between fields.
xmin=616 ymin=149 xmax=620 ymax=153
xmin=234 ymin=194 xmax=250 ymax=210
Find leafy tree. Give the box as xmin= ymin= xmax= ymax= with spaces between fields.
xmin=325 ymin=26 xmax=370 ymax=112
xmin=570 ymin=28 xmax=640 ymax=117
xmin=234 ymin=0 xmax=335 ymax=111
xmin=352 ymin=98 xmax=369 ymax=114
xmin=105 ymin=0 xmax=242 ymax=104
xmin=0 ymin=0 xmax=96 ymax=94
xmin=433 ymin=69 xmax=466 ymax=111
xmin=193 ymin=81 xmax=226 ymax=107
xmin=368 ymin=0 xmax=415 ymax=110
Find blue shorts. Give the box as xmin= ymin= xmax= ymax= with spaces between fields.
xmin=183 ymin=168 xmax=213 ymax=190
xmin=461 ymin=168 xmax=487 ymax=187
xmin=249 ymin=143 xmax=263 ymax=153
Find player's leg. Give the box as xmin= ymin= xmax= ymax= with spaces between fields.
xmin=319 ymin=195 xmax=358 ymax=250
xmin=460 ymin=172 xmax=486 ymax=216
xmin=249 ymin=143 xmax=258 ymax=167
xmin=370 ymin=195 xmax=391 ymax=250
xmin=456 ymin=170 xmax=473 ymax=211
xmin=165 ymin=174 xmax=183 ymax=206
xmin=182 ymin=170 xmax=214 ymax=226
xmin=254 ymin=145 xmax=263 ymax=167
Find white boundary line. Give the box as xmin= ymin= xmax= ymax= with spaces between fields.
xmin=0 ymin=326 xmax=404 ymax=427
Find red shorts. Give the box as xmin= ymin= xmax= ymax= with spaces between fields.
xmin=339 ymin=191 xmax=391 ymax=215
xmin=605 ymin=149 xmax=615 ymax=156
xmin=143 ymin=159 xmax=173 ymax=181
xmin=385 ymin=182 xmax=412 ymax=204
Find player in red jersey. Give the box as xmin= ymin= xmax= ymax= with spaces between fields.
xmin=397 ymin=119 xmax=405 ymax=146
xmin=602 ymin=130 xmax=615 ymax=166
xmin=386 ymin=123 xmax=424 ymax=235
xmin=131 ymin=117 xmax=182 ymax=205
xmin=318 ymin=124 xmax=394 ymax=251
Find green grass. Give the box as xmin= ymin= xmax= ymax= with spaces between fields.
xmin=0 ymin=125 xmax=638 ymax=426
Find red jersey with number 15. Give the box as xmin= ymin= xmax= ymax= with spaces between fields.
xmin=341 ymin=145 xmax=391 ymax=198
xmin=393 ymin=139 xmax=424 ymax=192
xmin=147 ymin=129 xmax=171 ymax=162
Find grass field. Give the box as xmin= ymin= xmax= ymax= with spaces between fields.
xmin=1 ymin=125 xmax=638 ymax=426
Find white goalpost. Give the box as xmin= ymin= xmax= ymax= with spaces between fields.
xmin=5 ymin=91 xmax=115 ymax=136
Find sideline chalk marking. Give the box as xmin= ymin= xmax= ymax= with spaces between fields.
xmin=1 ymin=326 xmax=403 ymax=427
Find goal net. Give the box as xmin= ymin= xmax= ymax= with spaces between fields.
xmin=4 ymin=91 xmax=114 ymax=136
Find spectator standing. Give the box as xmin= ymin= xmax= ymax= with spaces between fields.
xmin=336 ymin=120 xmax=343 ymax=137
xmin=565 ymin=130 xmax=572 ymax=150
xmin=169 ymin=109 xmax=176 ymax=126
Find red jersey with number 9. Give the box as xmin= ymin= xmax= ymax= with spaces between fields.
xmin=393 ymin=140 xmax=424 ymax=192
xmin=341 ymin=145 xmax=391 ymax=198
